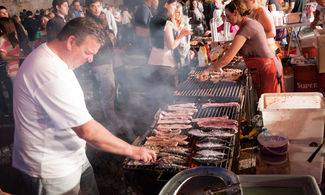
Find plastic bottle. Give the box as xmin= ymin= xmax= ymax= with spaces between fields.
xmin=198 ymin=48 xmax=206 ymax=67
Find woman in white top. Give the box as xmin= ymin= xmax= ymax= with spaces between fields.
xmin=148 ymin=0 xmax=192 ymax=108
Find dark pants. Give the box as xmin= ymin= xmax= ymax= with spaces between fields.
xmin=0 ymin=64 xmax=13 ymax=115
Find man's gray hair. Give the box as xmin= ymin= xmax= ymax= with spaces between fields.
xmin=57 ymin=17 xmax=105 ymax=45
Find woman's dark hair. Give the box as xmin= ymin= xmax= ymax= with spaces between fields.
xmin=225 ymin=0 xmax=250 ymax=16
xmin=0 ymin=18 xmax=19 ymax=48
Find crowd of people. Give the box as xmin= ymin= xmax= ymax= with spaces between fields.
xmin=0 ymin=0 xmax=324 ymax=194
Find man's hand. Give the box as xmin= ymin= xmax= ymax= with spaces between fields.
xmin=128 ymin=146 xmax=157 ymax=163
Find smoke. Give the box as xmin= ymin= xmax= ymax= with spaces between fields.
xmin=74 ymin=0 xmax=188 ymax=143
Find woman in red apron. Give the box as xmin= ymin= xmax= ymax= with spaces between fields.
xmin=201 ymin=0 xmax=280 ymax=97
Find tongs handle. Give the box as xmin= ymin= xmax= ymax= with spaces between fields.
xmin=307 ymin=142 xmax=324 ymax=163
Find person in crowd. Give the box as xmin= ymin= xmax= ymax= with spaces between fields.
xmin=311 ymin=0 xmax=325 ymax=28
xmin=267 ymin=0 xmax=282 ymax=11
xmin=12 ymin=17 xmax=156 ymax=195
xmin=85 ymin=0 xmax=131 ymax=139
xmin=207 ymin=0 xmax=224 ymax=29
xmin=121 ymin=6 xmax=133 ymax=46
xmin=172 ymin=2 xmax=192 ymax=82
xmin=0 ymin=53 xmax=12 ymax=118
xmin=46 ymin=0 xmax=69 ymax=42
xmin=112 ymin=5 xmax=122 ymax=43
xmin=102 ymin=4 xmax=118 ymax=36
xmin=189 ymin=0 xmax=207 ymax=35
xmin=11 ymin=15 xmax=28 ymax=38
xmin=200 ymin=0 xmax=280 ymax=97
xmin=148 ymin=0 xmax=192 ymax=108
xmin=244 ymin=0 xmax=276 ymax=50
xmin=71 ymin=0 xmax=85 ymax=18
xmin=285 ymin=0 xmax=306 ymax=13
xmin=0 ymin=6 xmax=8 ymax=18
xmin=48 ymin=12 xmax=55 ymax=19
xmin=22 ymin=11 xmax=40 ymax=50
xmin=135 ymin=0 xmax=157 ymax=58
xmin=35 ymin=15 xmax=50 ymax=48
xmin=0 ymin=7 xmax=31 ymax=59
xmin=244 ymin=0 xmax=284 ymax=91
xmin=0 ymin=18 xmax=25 ymax=82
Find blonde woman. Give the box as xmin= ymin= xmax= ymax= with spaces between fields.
xmin=172 ymin=3 xmax=191 ymax=65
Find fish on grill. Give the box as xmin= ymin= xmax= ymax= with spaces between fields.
xmin=146 ymin=135 xmax=188 ymax=142
xmin=167 ymin=107 xmax=198 ymax=112
xmin=192 ymin=156 xmax=226 ymax=164
xmin=167 ymin=103 xmax=196 ymax=109
xmin=158 ymin=115 xmax=193 ymax=121
xmin=196 ymin=121 xmax=238 ymax=133
xmin=160 ymin=111 xmax=194 ymax=118
xmin=188 ymin=129 xmax=235 ymax=137
xmin=192 ymin=116 xmax=229 ymax=122
xmin=152 ymin=129 xmax=182 ymax=136
xmin=159 ymin=146 xmax=190 ymax=155
xmin=201 ymin=102 xmax=240 ymax=109
xmin=196 ymin=149 xmax=226 ymax=157
xmin=157 ymin=124 xmax=192 ymax=130
xmin=157 ymin=119 xmax=191 ymax=124
xmin=144 ymin=140 xmax=178 ymax=147
xmin=196 ymin=142 xmax=224 ymax=148
xmin=157 ymin=153 xmax=187 ymax=162
xmin=194 ymin=117 xmax=238 ymax=126
xmin=198 ymin=137 xmax=231 ymax=145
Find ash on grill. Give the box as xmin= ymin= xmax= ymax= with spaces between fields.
xmin=123 ymin=102 xmax=240 ymax=172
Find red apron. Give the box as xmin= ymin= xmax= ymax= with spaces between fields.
xmin=243 ymin=56 xmax=280 ymax=97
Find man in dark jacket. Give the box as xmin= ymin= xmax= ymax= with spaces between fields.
xmin=46 ymin=0 xmax=69 ymax=42
xmin=22 ymin=11 xmax=39 ymax=50
xmin=84 ymin=0 xmax=134 ymax=140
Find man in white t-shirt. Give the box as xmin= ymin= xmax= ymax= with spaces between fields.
xmin=12 ymin=17 xmax=156 ymax=195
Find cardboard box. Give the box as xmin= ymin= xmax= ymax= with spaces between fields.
xmin=315 ymin=29 xmax=325 ymax=73
xmin=258 ymin=92 xmax=325 ymax=144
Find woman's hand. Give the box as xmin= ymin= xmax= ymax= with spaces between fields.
xmin=180 ymin=28 xmax=193 ymax=37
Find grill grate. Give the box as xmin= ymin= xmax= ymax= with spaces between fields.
xmin=174 ymin=66 xmax=246 ymax=102
xmin=193 ymin=104 xmax=238 ymax=120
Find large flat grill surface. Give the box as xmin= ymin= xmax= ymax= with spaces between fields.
xmin=174 ymin=66 xmax=246 ymax=101
xmin=175 ymin=79 xmax=242 ymax=98
xmin=193 ymin=104 xmax=238 ymax=120
xmin=123 ymin=104 xmax=239 ymax=175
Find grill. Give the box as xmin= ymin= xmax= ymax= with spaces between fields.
xmin=123 ymin=62 xmax=249 ymax=194
xmin=174 ymin=65 xmax=247 ymax=103
xmin=123 ymin=103 xmax=240 ymax=183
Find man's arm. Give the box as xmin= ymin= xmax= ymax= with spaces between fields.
xmin=285 ymin=1 xmax=295 ymax=13
xmin=72 ymin=119 xmax=156 ymax=163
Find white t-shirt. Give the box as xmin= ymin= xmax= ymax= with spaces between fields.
xmin=12 ymin=43 xmax=92 ymax=178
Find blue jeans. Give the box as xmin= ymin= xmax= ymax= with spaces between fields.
xmin=91 ymin=64 xmax=121 ymax=133
xmin=20 ymin=159 xmax=99 ymax=195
